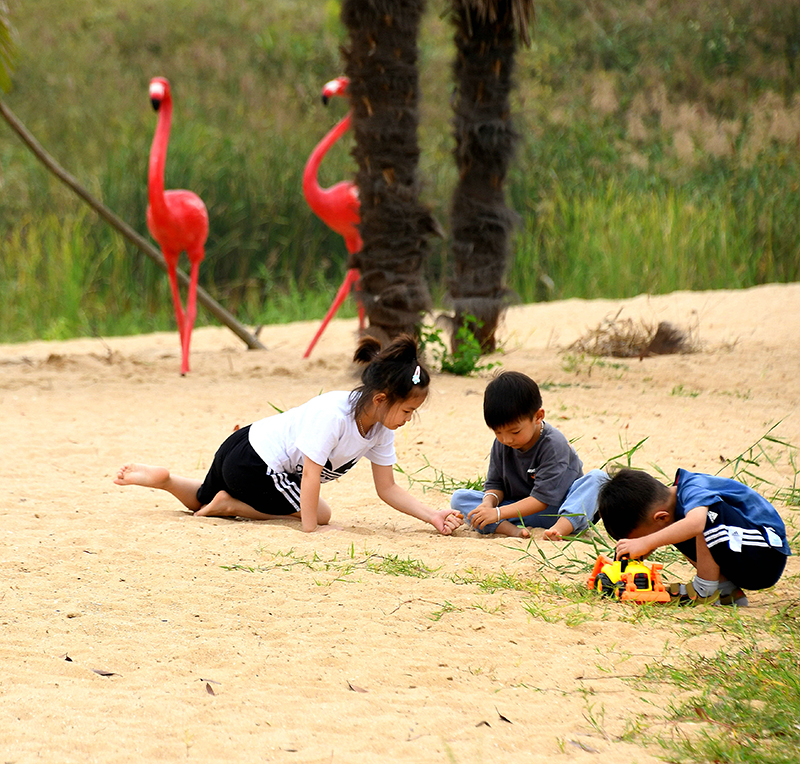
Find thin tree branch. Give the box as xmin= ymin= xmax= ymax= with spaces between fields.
xmin=0 ymin=98 xmax=266 ymax=351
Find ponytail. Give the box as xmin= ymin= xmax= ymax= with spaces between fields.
xmin=350 ymin=334 xmax=430 ymax=418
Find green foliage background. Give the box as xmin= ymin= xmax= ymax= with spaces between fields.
xmin=1 ymin=0 xmax=798 ymax=342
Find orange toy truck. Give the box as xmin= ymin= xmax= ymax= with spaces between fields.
xmin=588 ymin=554 xmax=671 ymax=603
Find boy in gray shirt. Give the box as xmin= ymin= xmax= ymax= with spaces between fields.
xmin=452 ymin=371 xmax=608 ymax=538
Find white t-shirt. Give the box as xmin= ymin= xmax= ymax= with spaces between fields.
xmin=248 ymin=390 xmax=396 ymax=482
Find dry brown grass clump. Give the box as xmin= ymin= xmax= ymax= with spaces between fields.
xmin=569 ymin=309 xmax=699 ymax=358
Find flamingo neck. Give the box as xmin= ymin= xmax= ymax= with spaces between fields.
xmin=148 ymin=100 xmax=173 ymax=219
xmin=302 ymin=112 xmax=352 ymax=201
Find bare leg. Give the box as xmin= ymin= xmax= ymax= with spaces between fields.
xmin=114 ymin=463 xmax=202 ymax=511
xmin=194 ymin=491 xmax=273 ymax=519
xmin=694 ymin=533 xmax=721 ymax=581
xmin=494 ymin=520 xmax=531 ymax=539
xmin=194 ymin=492 xmax=332 ymax=524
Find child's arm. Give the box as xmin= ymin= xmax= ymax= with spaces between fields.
xmin=469 ymin=495 xmax=547 ymax=530
xmin=616 ymin=506 xmax=708 ymax=559
xmin=372 ymin=463 xmax=461 ymax=535
xmin=299 ymin=458 xmax=326 ymax=533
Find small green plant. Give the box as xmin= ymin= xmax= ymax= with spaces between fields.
xmin=451 ymin=567 xmax=539 ymax=594
xmin=395 ymin=455 xmax=484 ymax=494
xmin=671 ymin=384 xmax=701 ymax=397
xmin=598 ymin=435 xmax=649 ymax=471
xmin=420 ymin=315 xmax=501 ymax=376
xmin=223 ymin=546 xmax=436 ymax=580
xmin=428 ymin=601 xmax=460 ymax=621
xmin=366 ymin=553 xmax=435 ymax=578
xmin=560 ymin=353 xmax=629 ymax=378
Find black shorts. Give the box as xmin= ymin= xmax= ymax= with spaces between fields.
xmin=677 ymin=534 xmax=788 ymax=590
xmin=196 ymin=425 xmax=300 ymax=515
xmin=711 ymin=543 xmax=787 ymax=590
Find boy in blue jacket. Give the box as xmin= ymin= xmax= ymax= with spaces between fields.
xmin=598 ymin=467 xmax=791 ymax=605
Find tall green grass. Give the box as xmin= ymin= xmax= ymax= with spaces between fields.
xmin=510 ymin=177 xmax=797 ymax=301
xmin=1 ymin=0 xmax=799 ymax=343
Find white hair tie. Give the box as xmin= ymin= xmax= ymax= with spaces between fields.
xmin=411 ymin=365 xmax=421 ymax=385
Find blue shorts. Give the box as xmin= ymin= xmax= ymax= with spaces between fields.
xmin=451 ymin=470 xmax=608 ymax=536
xmin=450 ymin=488 xmax=558 ymax=534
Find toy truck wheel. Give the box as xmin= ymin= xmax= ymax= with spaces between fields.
xmin=595 ymin=572 xmax=619 ymax=598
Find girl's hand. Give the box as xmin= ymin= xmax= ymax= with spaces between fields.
xmin=432 ymin=508 xmax=462 ymax=535
xmin=311 ymin=523 xmax=341 ymax=533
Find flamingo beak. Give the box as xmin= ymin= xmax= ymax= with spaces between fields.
xmin=149 ymin=81 xmax=166 ymax=110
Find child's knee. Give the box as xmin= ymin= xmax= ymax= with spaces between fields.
xmin=451 ymin=488 xmax=481 ymax=512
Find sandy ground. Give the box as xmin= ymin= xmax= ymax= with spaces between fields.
xmin=1 ymin=283 xmax=798 ymax=763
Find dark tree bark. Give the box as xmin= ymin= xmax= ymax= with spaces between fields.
xmin=448 ymin=0 xmax=532 ymax=352
xmin=341 ymin=0 xmax=439 ymax=342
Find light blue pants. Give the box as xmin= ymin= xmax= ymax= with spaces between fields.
xmin=451 ymin=469 xmax=609 ymax=535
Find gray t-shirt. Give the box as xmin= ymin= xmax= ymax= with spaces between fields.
xmin=484 ymin=422 xmax=583 ymax=509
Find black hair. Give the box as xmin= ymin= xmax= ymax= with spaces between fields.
xmin=597 ymin=468 xmax=671 ymax=540
xmin=350 ymin=334 xmax=430 ymax=419
xmin=482 ymin=371 xmax=543 ymax=430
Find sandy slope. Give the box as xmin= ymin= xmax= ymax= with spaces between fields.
xmin=1 ymin=283 xmax=798 ymax=763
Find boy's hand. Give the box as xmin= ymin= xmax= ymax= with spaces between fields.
xmin=468 ymin=503 xmax=500 ymax=529
xmin=616 ymin=537 xmax=653 ymax=559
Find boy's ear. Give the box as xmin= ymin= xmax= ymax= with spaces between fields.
xmin=652 ymin=509 xmax=670 ymax=525
xmin=534 ymin=407 xmax=545 ymax=423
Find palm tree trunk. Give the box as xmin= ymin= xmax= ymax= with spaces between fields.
xmin=448 ymin=0 xmax=526 ymax=352
xmin=341 ymin=0 xmax=438 ymax=341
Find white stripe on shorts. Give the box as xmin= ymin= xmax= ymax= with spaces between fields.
xmin=267 ymin=468 xmax=302 ymax=512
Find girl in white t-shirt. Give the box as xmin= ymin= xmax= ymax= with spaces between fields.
xmin=115 ymin=335 xmax=461 ymax=535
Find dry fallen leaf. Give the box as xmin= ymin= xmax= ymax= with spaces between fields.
xmin=91 ymin=668 xmax=118 ymax=677
xmin=347 ymin=681 xmax=367 ymax=693
xmin=568 ymin=739 xmax=599 ymax=753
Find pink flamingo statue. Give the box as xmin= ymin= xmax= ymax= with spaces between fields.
xmin=301 ymin=76 xmax=365 ymax=358
xmin=146 ymin=76 xmax=209 ymax=375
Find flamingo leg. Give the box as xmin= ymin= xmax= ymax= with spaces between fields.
xmin=303 ymin=268 xmax=361 ymax=358
xmin=181 ymin=256 xmax=202 ymax=375
xmin=166 ymin=260 xmax=186 ymax=348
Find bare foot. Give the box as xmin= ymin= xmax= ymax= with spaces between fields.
xmin=496 ymin=520 xmax=531 ymax=539
xmin=194 ymin=490 xmax=268 ymax=520
xmin=114 ymin=463 xmax=170 ymax=488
